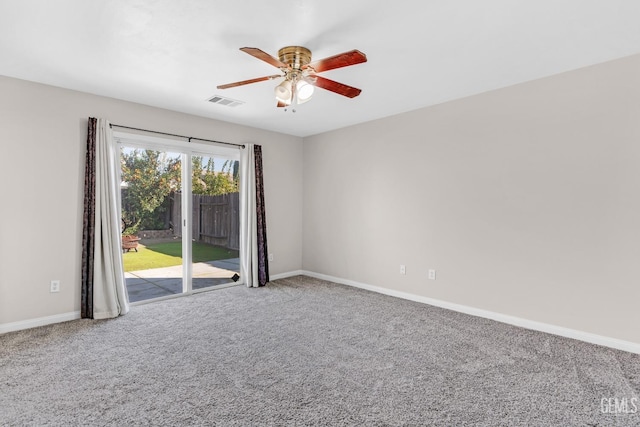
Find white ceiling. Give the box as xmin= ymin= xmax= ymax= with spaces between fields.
xmin=2 ymin=1 xmax=640 ymax=137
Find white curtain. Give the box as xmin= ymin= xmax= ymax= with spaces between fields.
xmin=240 ymin=143 xmax=260 ymax=287
xmin=92 ymin=119 xmax=130 ymax=318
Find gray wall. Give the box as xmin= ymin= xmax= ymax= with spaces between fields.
xmin=303 ymin=54 xmax=640 ymax=344
xmin=0 ymin=76 xmax=303 ymax=325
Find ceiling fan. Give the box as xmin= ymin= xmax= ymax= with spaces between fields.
xmin=217 ymin=46 xmax=367 ymax=107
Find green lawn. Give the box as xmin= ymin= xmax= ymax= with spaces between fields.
xmin=123 ymin=241 xmax=239 ymax=272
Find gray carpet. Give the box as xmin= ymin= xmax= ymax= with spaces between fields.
xmin=1 ymin=276 xmax=639 ymax=426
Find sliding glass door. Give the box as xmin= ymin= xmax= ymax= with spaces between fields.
xmin=116 ymin=134 xmax=241 ymax=303
xmin=190 ymin=154 xmax=241 ymax=292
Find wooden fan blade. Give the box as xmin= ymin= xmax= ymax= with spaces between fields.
xmin=305 ymin=49 xmax=367 ymax=73
xmin=310 ymin=75 xmax=362 ymax=98
xmin=217 ymin=74 xmax=282 ymax=89
xmin=240 ymin=47 xmax=288 ymax=69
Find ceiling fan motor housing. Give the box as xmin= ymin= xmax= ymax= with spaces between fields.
xmin=278 ymin=46 xmax=312 ymax=70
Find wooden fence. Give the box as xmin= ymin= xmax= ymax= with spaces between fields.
xmin=171 ymin=192 xmax=240 ymax=250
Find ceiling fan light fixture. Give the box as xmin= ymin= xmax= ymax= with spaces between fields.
xmin=296 ymin=79 xmax=314 ymax=104
xmin=274 ymin=79 xmax=292 ymax=103
xmin=218 ymin=46 xmax=367 ymax=107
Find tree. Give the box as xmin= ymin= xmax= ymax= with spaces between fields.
xmin=192 ymin=156 xmax=239 ymax=196
xmin=191 ymin=156 xmax=206 ymax=194
xmin=121 ymin=149 xmax=180 ymax=235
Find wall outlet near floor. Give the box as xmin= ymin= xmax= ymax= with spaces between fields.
xmin=50 ymin=280 xmax=60 ymax=293
xmin=268 ymin=253 xmax=274 ymax=262
xmin=428 ymin=269 xmax=436 ymax=280
xmin=400 ymin=265 xmax=406 ymax=275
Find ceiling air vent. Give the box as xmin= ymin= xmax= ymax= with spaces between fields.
xmin=208 ymin=95 xmax=244 ymax=107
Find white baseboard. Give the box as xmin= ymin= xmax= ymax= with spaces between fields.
xmin=0 ymin=311 xmax=81 ymax=335
xmin=7 ymin=272 xmax=638 ymax=355
xmin=269 ymin=270 xmax=305 ymax=281
xmin=299 ymin=270 xmax=640 ymax=355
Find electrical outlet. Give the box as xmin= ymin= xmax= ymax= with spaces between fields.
xmin=50 ymin=280 xmax=60 ymax=293
xmin=268 ymin=253 xmax=274 ymax=262
xmin=428 ymin=269 xmax=436 ymax=280
xmin=400 ymin=265 xmax=406 ymax=275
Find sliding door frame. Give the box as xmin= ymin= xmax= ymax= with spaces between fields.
xmin=114 ymin=131 xmax=244 ymax=300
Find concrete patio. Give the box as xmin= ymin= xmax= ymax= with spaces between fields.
xmin=125 ymin=258 xmax=240 ymax=302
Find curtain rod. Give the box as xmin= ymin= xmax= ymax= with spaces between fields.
xmin=109 ymin=123 xmax=245 ymax=148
